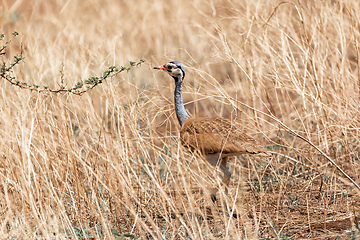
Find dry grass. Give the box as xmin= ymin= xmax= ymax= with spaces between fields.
xmin=1 ymin=0 xmax=360 ymax=239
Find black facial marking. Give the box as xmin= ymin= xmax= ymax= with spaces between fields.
xmin=169 ymin=61 xmax=185 ymax=79
xmin=180 ymin=69 xmax=185 ymax=79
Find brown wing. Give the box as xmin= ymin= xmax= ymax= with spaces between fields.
xmin=180 ymin=117 xmax=268 ymax=156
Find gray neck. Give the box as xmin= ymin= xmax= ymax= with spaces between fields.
xmin=173 ymin=77 xmax=190 ymax=127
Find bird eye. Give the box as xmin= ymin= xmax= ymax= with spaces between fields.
xmin=167 ymin=65 xmax=172 ymax=70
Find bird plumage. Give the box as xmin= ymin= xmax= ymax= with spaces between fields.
xmin=180 ymin=117 xmax=268 ymax=156
xmin=154 ymin=61 xmax=268 ymax=201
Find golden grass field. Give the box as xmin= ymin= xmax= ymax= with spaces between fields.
xmin=1 ymin=0 xmax=360 ymax=239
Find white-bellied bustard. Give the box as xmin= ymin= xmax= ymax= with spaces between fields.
xmin=154 ymin=61 xmax=268 ymax=202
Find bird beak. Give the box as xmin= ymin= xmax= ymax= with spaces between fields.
xmin=154 ymin=65 xmax=166 ymax=70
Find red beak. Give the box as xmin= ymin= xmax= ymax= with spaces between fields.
xmin=154 ymin=65 xmax=166 ymax=70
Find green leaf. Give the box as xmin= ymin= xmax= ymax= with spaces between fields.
xmin=75 ymin=81 xmax=83 ymax=88
xmin=123 ymin=233 xmax=137 ymax=238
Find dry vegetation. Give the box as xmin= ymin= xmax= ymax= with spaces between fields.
xmin=1 ymin=0 xmax=360 ymax=239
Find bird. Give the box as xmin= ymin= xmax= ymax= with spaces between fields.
xmin=154 ymin=61 xmax=268 ymax=202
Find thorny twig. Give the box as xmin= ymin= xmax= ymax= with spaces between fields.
xmin=0 ymin=32 xmax=144 ymax=96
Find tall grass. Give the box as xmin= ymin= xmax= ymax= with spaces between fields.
xmin=1 ymin=0 xmax=360 ymax=238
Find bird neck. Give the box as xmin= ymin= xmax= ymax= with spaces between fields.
xmin=173 ymin=77 xmax=190 ymax=127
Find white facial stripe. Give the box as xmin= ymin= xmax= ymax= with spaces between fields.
xmin=173 ymin=69 xmax=182 ymax=76
xmin=166 ymin=63 xmax=177 ymax=69
xmin=164 ymin=62 xmax=184 ymax=79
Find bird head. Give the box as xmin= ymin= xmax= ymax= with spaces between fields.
xmin=154 ymin=61 xmax=185 ymax=80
